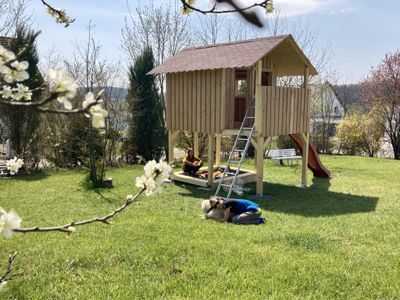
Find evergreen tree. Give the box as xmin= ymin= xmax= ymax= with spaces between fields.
xmin=126 ymin=47 xmax=166 ymax=161
xmin=0 ymin=26 xmax=44 ymax=171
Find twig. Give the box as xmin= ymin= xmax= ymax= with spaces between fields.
xmin=181 ymin=0 xmax=268 ymax=14
xmin=0 ymin=91 xmax=103 ymax=115
xmin=180 ymin=0 xmax=270 ymax=27
xmin=0 ymin=252 xmax=22 ymax=285
xmin=14 ymin=188 xmax=145 ymax=234
xmin=40 ymin=0 xmax=75 ymax=26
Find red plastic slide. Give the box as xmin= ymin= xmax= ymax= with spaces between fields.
xmin=289 ymin=134 xmax=331 ymax=178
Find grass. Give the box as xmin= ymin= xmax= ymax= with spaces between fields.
xmin=0 ymin=156 xmax=399 ymax=299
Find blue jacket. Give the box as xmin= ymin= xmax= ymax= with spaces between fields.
xmin=224 ymin=199 xmax=260 ymax=214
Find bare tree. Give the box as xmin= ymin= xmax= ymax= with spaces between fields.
xmin=0 ymin=0 xmax=30 ymax=36
xmin=122 ymin=0 xmax=193 ymax=119
xmin=310 ymin=81 xmax=342 ymax=153
xmin=196 ymin=13 xmax=254 ymax=45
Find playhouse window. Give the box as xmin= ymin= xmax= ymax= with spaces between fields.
xmin=235 ymin=70 xmax=248 ymax=97
xmin=235 ymin=80 xmax=248 ymax=97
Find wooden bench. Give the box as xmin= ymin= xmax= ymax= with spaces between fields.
xmin=269 ymin=148 xmax=301 ymax=166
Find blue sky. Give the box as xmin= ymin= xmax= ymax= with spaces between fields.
xmin=27 ymin=0 xmax=400 ymax=84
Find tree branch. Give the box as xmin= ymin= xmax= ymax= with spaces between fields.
xmin=14 ymin=188 xmax=145 ymax=234
xmin=0 ymin=252 xmax=22 ymax=286
xmin=180 ymin=0 xmax=270 ymax=27
xmin=40 ymin=0 xmax=75 ymax=27
xmin=0 ymin=91 xmax=103 ymax=115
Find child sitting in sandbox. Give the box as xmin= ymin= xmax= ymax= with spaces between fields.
xmin=182 ymin=148 xmax=203 ymax=176
xmin=201 ymin=196 xmax=265 ymax=225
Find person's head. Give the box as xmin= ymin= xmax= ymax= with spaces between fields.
xmin=201 ymin=197 xmax=225 ymax=221
xmin=209 ymin=196 xmax=225 ymax=209
xmin=187 ymin=148 xmax=194 ymax=158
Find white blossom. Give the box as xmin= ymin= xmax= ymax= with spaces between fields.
xmin=12 ymin=84 xmax=32 ymax=101
xmin=156 ymin=161 xmax=172 ymax=178
xmin=0 ymin=61 xmax=29 ymax=83
xmin=144 ymin=160 xmax=157 ymax=177
xmin=0 ymin=85 xmax=13 ymax=99
xmin=266 ymin=0 xmax=273 ymax=13
xmin=90 ymin=104 xmax=108 ymax=128
xmin=46 ymin=7 xmax=74 ymax=27
xmin=135 ymin=175 xmax=159 ymax=196
xmin=0 ymin=208 xmax=22 ymax=238
xmin=0 ymin=46 xmax=16 ymax=64
xmin=6 ymin=157 xmax=24 ymax=175
xmin=48 ymin=68 xmax=77 ymax=109
xmin=82 ymin=92 xmax=96 ymax=109
xmin=82 ymin=92 xmax=108 ymax=128
xmin=126 ymin=194 xmax=135 ymax=202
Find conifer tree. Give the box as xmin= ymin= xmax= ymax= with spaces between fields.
xmin=126 ymin=47 xmax=166 ymax=161
xmin=0 ymin=26 xmax=44 ymax=170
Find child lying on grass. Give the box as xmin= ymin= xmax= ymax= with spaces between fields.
xmin=201 ymin=196 xmax=265 ymax=225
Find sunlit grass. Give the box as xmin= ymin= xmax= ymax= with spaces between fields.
xmin=0 ymin=156 xmax=399 ymax=299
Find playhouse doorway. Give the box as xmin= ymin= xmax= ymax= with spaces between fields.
xmin=233 ymin=69 xmax=248 ymax=128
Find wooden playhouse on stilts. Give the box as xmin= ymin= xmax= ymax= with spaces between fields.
xmin=149 ymin=34 xmax=330 ymax=197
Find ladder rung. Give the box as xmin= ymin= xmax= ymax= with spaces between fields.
xmin=242 ymin=127 xmax=253 ymax=130
xmin=245 ymin=116 xmax=255 ymax=119
xmin=237 ymin=138 xmax=248 ymax=141
xmin=220 ymin=184 xmax=232 ymax=188
xmin=233 ymin=149 xmax=244 ymax=152
xmin=229 ymin=160 xmax=240 ymax=163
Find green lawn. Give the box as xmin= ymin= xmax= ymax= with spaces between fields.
xmin=1 ymin=156 xmax=399 ymax=299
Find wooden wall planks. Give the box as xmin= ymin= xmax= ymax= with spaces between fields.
xmin=165 ymin=71 xmax=310 ymax=136
xmin=165 ymin=69 xmax=225 ymax=133
xmin=262 ymin=86 xmax=310 ymax=136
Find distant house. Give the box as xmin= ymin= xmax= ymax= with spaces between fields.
xmin=331 ymin=83 xmax=365 ymax=113
xmin=310 ymin=82 xmax=345 ymax=138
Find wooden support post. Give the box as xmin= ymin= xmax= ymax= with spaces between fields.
xmin=303 ymin=65 xmax=309 ymax=88
xmin=301 ymin=65 xmax=310 ymax=187
xmin=255 ymin=136 xmax=265 ymax=196
xmin=220 ymin=69 xmax=226 ymax=131
xmin=207 ymin=134 xmax=215 ymax=187
xmin=168 ymin=130 xmax=177 ymax=163
xmin=193 ymin=132 xmax=199 ymax=158
xmin=215 ymin=134 xmax=221 ymax=167
xmin=255 ymin=60 xmax=263 ymax=136
xmin=301 ymin=132 xmax=309 ymax=187
xmin=250 ymin=138 xmax=258 ymax=171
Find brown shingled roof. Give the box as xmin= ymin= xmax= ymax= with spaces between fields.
xmin=148 ymin=34 xmax=317 ymax=76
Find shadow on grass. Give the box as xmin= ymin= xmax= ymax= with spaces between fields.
xmin=12 ymin=170 xmax=49 ymax=181
xmin=177 ymin=177 xmax=378 ymax=217
xmin=258 ymin=177 xmax=378 ymax=217
xmin=93 ymin=189 xmax=126 ymax=205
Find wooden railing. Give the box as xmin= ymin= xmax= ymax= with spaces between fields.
xmin=261 ymin=86 xmax=310 ymax=136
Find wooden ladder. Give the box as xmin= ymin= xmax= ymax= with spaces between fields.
xmin=214 ymin=97 xmax=255 ymax=199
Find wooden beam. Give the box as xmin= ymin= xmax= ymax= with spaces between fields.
xmin=220 ymin=69 xmax=226 ymax=131
xmin=215 ymin=134 xmax=221 ymax=167
xmin=304 ymin=65 xmax=309 ymax=89
xmin=255 ymin=136 xmax=265 ymax=196
xmin=255 ymin=60 xmax=263 ymax=136
xmin=301 ymin=132 xmax=309 ymax=187
xmin=193 ymin=132 xmax=199 ymax=158
xmin=168 ymin=130 xmax=177 ymax=163
xmin=207 ymin=134 xmax=215 ymax=187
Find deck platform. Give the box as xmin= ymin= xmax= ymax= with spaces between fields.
xmin=170 ymin=166 xmax=257 ymax=188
